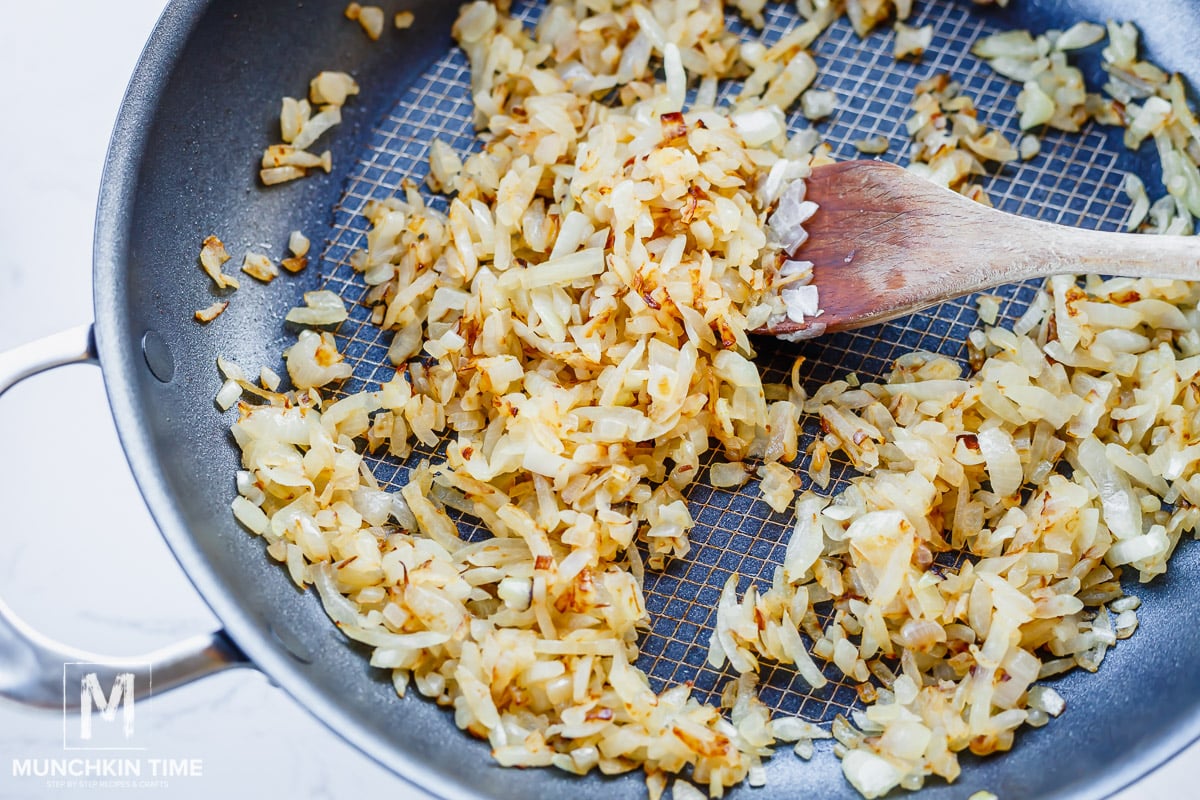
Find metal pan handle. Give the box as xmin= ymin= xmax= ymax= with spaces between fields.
xmin=0 ymin=323 xmax=248 ymax=709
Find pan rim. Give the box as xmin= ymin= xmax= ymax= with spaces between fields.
xmin=87 ymin=1 xmax=1200 ymax=799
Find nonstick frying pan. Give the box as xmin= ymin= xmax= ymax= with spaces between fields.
xmin=1 ymin=1 xmax=1198 ymax=798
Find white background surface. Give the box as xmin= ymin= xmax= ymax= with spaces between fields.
xmin=0 ymin=2 xmax=1192 ymax=799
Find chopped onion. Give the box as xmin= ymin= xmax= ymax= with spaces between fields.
xmin=802 ymin=89 xmax=837 ymax=120
xmin=977 ymin=426 xmax=1023 ymax=497
xmin=894 ymin=22 xmax=933 ymax=60
xmin=286 ymin=290 xmax=350 ymax=326
xmin=842 ymin=749 xmax=904 ymax=800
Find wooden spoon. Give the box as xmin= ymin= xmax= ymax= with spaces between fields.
xmin=761 ymin=160 xmax=1200 ymax=338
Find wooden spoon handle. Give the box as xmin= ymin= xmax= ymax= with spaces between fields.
xmin=1019 ymin=219 xmax=1200 ymax=282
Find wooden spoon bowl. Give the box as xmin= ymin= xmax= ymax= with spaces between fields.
xmin=762 ymin=160 xmax=1200 ymax=338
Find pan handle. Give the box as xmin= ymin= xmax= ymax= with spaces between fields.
xmin=0 ymin=323 xmax=250 ymax=710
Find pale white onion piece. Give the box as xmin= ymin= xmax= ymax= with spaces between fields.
xmin=977 ymin=426 xmax=1023 ymax=497
xmin=1055 ymin=21 xmax=1106 ymax=51
xmin=284 ymin=330 xmax=353 ymax=389
xmin=309 ymin=71 xmax=360 ymax=107
xmin=894 ymin=22 xmax=933 ymax=60
xmin=802 ymin=89 xmax=837 ymax=120
xmin=346 ymin=3 xmax=385 ymax=40
xmin=286 ymin=290 xmax=350 ymax=326
xmin=842 ymin=749 xmax=904 ymax=800
xmin=292 ymin=105 xmax=342 ymax=152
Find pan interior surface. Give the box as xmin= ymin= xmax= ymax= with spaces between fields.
xmin=320 ymin=0 xmax=1146 ymax=726
xmin=98 ymin=1 xmax=1200 ymax=799
xmin=302 ymin=0 xmax=1200 ymax=796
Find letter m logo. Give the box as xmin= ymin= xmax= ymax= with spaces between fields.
xmin=63 ymin=663 xmax=150 ymax=750
xmin=80 ymin=672 xmax=135 ymax=740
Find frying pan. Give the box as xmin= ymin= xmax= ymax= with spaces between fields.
xmin=1 ymin=0 xmax=1198 ymax=798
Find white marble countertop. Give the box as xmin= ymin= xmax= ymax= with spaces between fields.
xmin=0 ymin=2 xmax=1192 ymax=799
